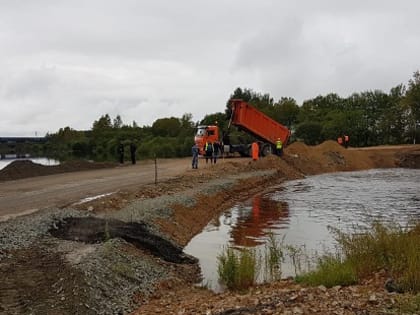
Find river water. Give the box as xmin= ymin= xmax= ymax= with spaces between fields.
xmin=184 ymin=168 xmax=420 ymax=292
xmin=0 ymin=157 xmax=59 ymax=170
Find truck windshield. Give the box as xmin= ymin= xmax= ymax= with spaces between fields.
xmin=196 ymin=128 xmax=206 ymax=136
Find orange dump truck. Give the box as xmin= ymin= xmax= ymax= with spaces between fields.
xmin=195 ymin=99 xmax=290 ymax=157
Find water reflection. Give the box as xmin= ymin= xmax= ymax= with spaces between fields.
xmin=0 ymin=157 xmax=60 ymax=170
xmin=184 ymin=193 xmax=287 ymax=292
xmin=185 ymin=168 xmax=420 ymax=292
xmin=230 ymin=195 xmax=289 ymax=247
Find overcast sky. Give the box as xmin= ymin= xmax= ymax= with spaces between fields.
xmin=1 ymin=0 xmax=419 ymax=137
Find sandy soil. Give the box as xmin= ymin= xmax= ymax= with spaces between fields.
xmin=0 ymin=158 xmax=200 ymax=221
xmin=1 ymin=141 xmax=420 ymax=315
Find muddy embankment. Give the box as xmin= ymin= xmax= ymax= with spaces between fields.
xmin=1 ymin=141 xmax=419 ymax=315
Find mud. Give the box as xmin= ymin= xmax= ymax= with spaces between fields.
xmin=49 ymin=217 xmax=197 ymax=264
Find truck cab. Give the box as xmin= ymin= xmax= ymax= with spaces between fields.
xmin=194 ymin=125 xmax=220 ymax=156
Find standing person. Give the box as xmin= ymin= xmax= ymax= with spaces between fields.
xmin=130 ymin=142 xmax=137 ymax=164
xmin=205 ymin=141 xmax=213 ymax=164
xmin=337 ymin=137 xmax=343 ymax=146
xmin=192 ymin=143 xmax=199 ymax=169
xmin=276 ymin=138 xmax=283 ymax=156
xmin=344 ymin=135 xmax=349 ymax=148
xmin=212 ymin=141 xmax=220 ymax=164
xmin=118 ymin=143 xmax=124 ymax=164
xmin=251 ymin=142 xmax=259 ymax=161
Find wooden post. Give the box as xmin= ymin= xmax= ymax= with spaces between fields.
xmin=154 ymin=154 xmax=157 ymax=185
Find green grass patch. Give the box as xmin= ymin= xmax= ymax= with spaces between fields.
xmin=295 ymin=255 xmax=357 ymax=287
xmin=298 ymin=221 xmax=420 ymax=292
xmin=263 ymin=233 xmax=284 ymax=281
xmin=217 ymin=247 xmax=259 ymax=291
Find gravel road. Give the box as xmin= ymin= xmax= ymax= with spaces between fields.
xmin=0 ymin=157 xmax=195 ymax=221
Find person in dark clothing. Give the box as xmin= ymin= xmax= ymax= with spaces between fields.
xmin=343 ymin=135 xmax=349 ymax=148
xmin=212 ymin=141 xmax=220 ymax=164
xmin=118 ymin=143 xmax=124 ymax=164
xmin=204 ymin=141 xmax=213 ymax=164
xmin=192 ymin=143 xmax=199 ymax=169
xmin=130 ymin=142 xmax=137 ymax=164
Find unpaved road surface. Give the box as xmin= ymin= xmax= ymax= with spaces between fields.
xmin=0 ymin=158 xmax=195 ymax=221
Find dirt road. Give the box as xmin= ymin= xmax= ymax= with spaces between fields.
xmin=0 ymin=158 xmax=194 ymax=221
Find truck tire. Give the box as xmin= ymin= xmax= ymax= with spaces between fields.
xmin=261 ymin=143 xmax=273 ymax=157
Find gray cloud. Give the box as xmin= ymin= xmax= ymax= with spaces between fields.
xmin=0 ymin=0 xmax=419 ymax=136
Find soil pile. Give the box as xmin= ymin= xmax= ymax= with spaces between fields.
xmin=0 ymin=159 xmax=118 ymax=182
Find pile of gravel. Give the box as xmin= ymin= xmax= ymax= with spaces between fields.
xmin=0 ymin=207 xmax=174 ymax=314
xmin=53 ymin=238 xmax=170 ymax=315
xmin=0 ymin=207 xmax=90 ymax=252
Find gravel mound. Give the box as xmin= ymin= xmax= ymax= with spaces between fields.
xmin=0 ymin=159 xmax=117 ymax=182
xmin=0 ymin=207 xmax=187 ymax=314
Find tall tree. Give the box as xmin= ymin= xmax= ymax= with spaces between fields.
xmin=151 ymin=117 xmax=182 ymax=137
xmin=404 ymin=71 xmax=420 ymax=143
xmin=272 ymin=97 xmax=300 ymax=128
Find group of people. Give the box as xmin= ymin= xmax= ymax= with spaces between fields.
xmin=192 ymin=137 xmax=284 ymax=168
xmin=337 ymin=135 xmax=350 ymax=148
xmin=118 ymin=142 xmax=137 ymax=164
xmin=191 ymin=140 xmax=221 ymax=169
xmin=204 ymin=140 xmax=221 ymax=164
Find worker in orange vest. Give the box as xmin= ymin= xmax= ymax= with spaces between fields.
xmin=251 ymin=142 xmax=259 ymax=161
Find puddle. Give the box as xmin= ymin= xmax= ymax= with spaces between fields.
xmin=185 ymin=168 xmax=420 ymax=292
xmin=73 ymin=192 xmax=116 ymax=205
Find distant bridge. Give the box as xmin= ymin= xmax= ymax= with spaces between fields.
xmin=0 ymin=137 xmax=47 ymax=158
xmin=0 ymin=137 xmax=47 ymax=144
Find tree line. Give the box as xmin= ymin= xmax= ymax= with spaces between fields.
xmin=43 ymin=71 xmax=420 ymax=161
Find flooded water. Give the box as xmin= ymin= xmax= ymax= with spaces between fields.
xmin=0 ymin=157 xmax=60 ymax=170
xmin=184 ymin=168 xmax=420 ymax=292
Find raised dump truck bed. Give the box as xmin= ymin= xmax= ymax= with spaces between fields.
xmin=230 ymin=99 xmax=290 ymax=151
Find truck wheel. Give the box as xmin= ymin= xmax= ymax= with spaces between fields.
xmin=261 ymin=144 xmax=273 ymax=157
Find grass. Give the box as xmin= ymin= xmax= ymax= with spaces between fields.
xmin=217 ymin=233 xmax=284 ymax=290
xmin=263 ymin=232 xmax=284 ymax=281
xmin=217 ymin=246 xmax=259 ymax=291
xmin=295 ymin=254 xmax=357 ymax=287
xmin=396 ymin=294 xmax=420 ymax=314
xmin=217 ymin=222 xmax=420 ymax=294
xmin=296 ymin=221 xmax=420 ymax=292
